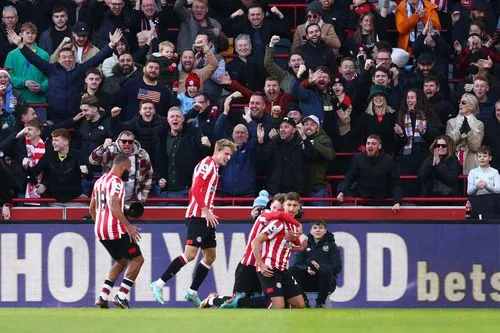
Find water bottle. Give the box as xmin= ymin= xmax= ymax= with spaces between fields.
xmin=465 ymin=200 xmax=472 ymax=220
xmin=8 ymin=96 xmax=16 ymax=113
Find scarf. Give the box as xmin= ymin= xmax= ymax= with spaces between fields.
xmin=406 ymin=1 xmax=424 ymax=43
xmin=403 ymin=112 xmax=427 ymax=155
xmin=1 ymin=84 xmax=14 ymax=113
xmin=24 ymin=139 xmax=45 ymax=199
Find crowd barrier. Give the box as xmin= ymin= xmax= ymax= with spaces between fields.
xmin=0 ymin=219 xmax=498 ymax=308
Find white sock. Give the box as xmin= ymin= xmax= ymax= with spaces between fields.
xmin=155 ymin=279 xmax=165 ymax=288
xmin=188 ymin=288 xmax=198 ymax=295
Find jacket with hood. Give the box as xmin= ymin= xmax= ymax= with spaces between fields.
xmin=292 ymin=231 xmax=342 ymax=278
xmin=307 ymin=129 xmax=336 ymax=191
xmin=89 ymin=139 xmax=153 ymax=201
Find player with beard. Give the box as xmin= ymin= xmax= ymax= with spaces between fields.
xmin=151 ymin=139 xmax=237 ymax=306
xmin=117 ymin=58 xmax=172 ymax=121
xmin=91 ymin=154 xmax=144 ymax=309
xmin=199 ymin=193 xmax=305 ymax=308
xmin=337 ymin=135 xmax=402 ymax=211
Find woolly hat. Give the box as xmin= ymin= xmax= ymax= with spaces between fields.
xmin=391 ymin=48 xmax=410 ymax=68
xmin=185 ymin=72 xmax=201 ymax=90
xmin=252 ymin=190 xmax=270 ymax=208
xmin=0 ymin=68 xmax=10 ymax=79
xmin=307 ymin=1 xmax=323 ymax=14
xmin=332 ymin=77 xmax=346 ymax=89
xmin=417 ymin=53 xmax=434 ymax=65
xmin=368 ymin=84 xmax=389 ymax=101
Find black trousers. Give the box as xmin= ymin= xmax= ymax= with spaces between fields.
xmin=289 ymin=265 xmax=336 ymax=303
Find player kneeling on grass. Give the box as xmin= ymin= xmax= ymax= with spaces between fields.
xmin=90 ymin=154 xmax=144 ymax=309
xmin=252 ymin=192 xmax=307 ymax=309
xmin=200 ymin=193 xmax=306 ymax=308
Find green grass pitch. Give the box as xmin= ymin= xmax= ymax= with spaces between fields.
xmin=1 ymin=308 xmax=499 ymax=333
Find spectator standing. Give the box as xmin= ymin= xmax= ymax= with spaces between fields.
xmin=6 ymin=28 xmax=123 ymax=122
xmin=89 ymin=130 xmax=153 ymax=204
xmin=337 ymin=135 xmax=402 ymax=211
xmin=0 ymin=5 xmax=19 ymax=66
xmin=88 ymin=0 xmax=132 ymax=50
xmin=117 ymin=58 xmax=172 ymax=120
xmin=102 ymin=51 xmax=143 ymax=96
xmin=50 ymin=21 xmax=99 ymax=64
xmin=39 ymin=5 xmax=73 ymax=56
xmin=483 ymin=101 xmax=500 ymax=170
xmin=446 ymin=93 xmax=484 ymax=174
xmin=226 ymin=34 xmax=265 ymax=92
xmin=4 ymin=22 xmax=49 ymax=105
xmin=295 ymin=23 xmax=337 ymax=76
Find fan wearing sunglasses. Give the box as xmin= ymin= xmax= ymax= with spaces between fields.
xmin=445 ymin=93 xmax=484 ymax=174
xmin=418 ymin=135 xmax=461 ymax=197
xmin=89 ymin=130 xmax=153 ymax=204
xmin=291 ymin=2 xmax=340 ymax=51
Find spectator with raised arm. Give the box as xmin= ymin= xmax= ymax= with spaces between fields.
xmin=177 ymin=37 xmax=218 ymax=94
xmin=446 ymin=93 xmax=484 ymax=175
xmin=4 ymin=22 xmax=49 ymax=106
xmin=174 ymin=0 xmax=227 ymax=53
xmin=257 ymin=117 xmax=316 ymax=196
xmin=7 ymin=27 xmax=123 ymax=122
xmin=418 ymin=135 xmax=461 ymax=197
xmin=214 ymin=95 xmax=258 ymax=198
xmin=395 ymin=0 xmax=441 ymax=52
xmin=265 ymin=35 xmax=306 ymax=94
xmin=89 ymin=130 xmax=153 ymax=204
xmin=49 ymin=21 xmax=99 ymax=64
xmin=102 ymin=51 xmax=143 ymax=96
xmin=110 ymin=99 xmax=167 ymax=166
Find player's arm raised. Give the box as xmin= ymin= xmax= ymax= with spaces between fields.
xmin=110 ymin=195 xmax=141 ymax=243
xmin=251 ymin=233 xmax=274 ymax=277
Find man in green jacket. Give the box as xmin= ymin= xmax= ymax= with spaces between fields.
xmin=4 ymin=22 xmax=49 ymax=105
xmin=297 ymin=115 xmax=335 ymax=206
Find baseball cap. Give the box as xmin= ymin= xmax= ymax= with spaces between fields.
xmin=73 ymin=22 xmax=89 ymax=36
xmin=302 ymin=115 xmax=320 ymax=127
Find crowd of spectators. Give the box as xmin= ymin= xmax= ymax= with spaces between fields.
xmin=1 ymin=0 xmax=500 ymax=219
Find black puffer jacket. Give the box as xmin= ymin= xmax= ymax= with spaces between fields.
xmin=292 ymin=231 xmax=342 ymax=276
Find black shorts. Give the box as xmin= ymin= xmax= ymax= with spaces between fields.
xmin=233 ymin=263 xmax=261 ymax=295
xmin=258 ymin=269 xmax=303 ymax=300
xmin=185 ymin=217 xmax=216 ymax=249
xmin=100 ymin=234 xmax=142 ymax=261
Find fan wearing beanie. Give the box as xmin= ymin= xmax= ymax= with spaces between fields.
xmin=331 ymin=77 xmax=353 ymax=137
xmin=177 ymin=72 xmax=201 ymax=115
xmin=250 ymin=190 xmax=270 ymax=219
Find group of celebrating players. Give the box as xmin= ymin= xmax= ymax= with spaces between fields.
xmin=90 ymin=138 xmax=309 ymax=309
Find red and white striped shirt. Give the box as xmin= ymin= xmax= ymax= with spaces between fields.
xmin=241 ymin=210 xmax=302 ymax=266
xmin=92 ymin=172 xmax=125 ymax=240
xmin=25 ymin=139 xmax=45 ymax=198
xmin=257 ymin=220 xmax=301 ymax=272
xmin=185 ymin=156 xmax=219 ymax=219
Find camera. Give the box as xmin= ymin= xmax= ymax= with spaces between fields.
xmin=469 ymin=63 xmax=479 ymax=75
xmin=124 ymin=201 xmax=144 ymax=218
xmin=357 ymin=53 xmax=366 ymax=70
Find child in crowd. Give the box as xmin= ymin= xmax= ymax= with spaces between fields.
xmin=467 ymin=145 xmax=500 ymax=196
xmin=177 ymin=72 xmax=201 ymax=114
xmin=149 ymin=41 xmax=179 ymax=88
